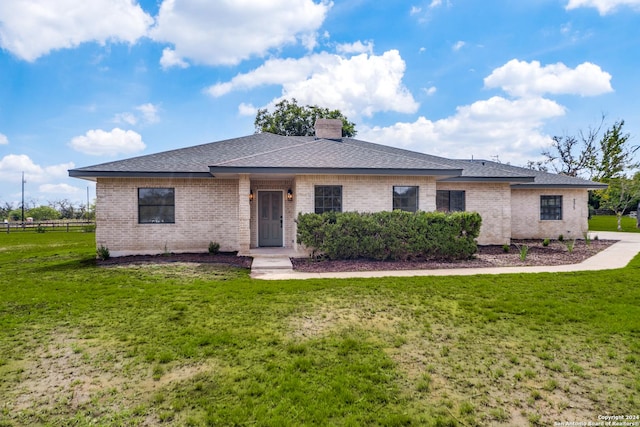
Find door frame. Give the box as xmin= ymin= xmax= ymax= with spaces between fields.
xmin=257 ymin=189 xmax=285 ymax=247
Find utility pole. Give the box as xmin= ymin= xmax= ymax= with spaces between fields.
xmin=21 ymin=171 xmax=26 ymax=223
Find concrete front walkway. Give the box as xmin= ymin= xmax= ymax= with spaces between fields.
xmin=250 ymin=231 xmax=640 ymax=280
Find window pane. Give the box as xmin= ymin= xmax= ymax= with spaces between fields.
xmin=436 ymin=190 xmax=449 ymax=212
xmin=540 ymin=195 xmax=562 ymax=220
xmin=450 ymin=191 xmax=465 ymax=212
xmin=436 ymin=190 xmax=465 ymax=212
xmin=139 ymin=188 xmax=175 ymax=224
xmin=315 ymin=185 xmax=342 ymax=214
xmin=393 ymin=186 xmax=418 ymax=212
xmin=139 ymin=188 xmax=174 ymax=205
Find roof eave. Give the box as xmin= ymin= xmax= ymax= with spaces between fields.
xmin=68 ymin=170 xmax=213 ymax=179
xmin=512 ymin=183 xmax=608 ymax=190
xmin=441 ymin=176 xmax=534 ymax=183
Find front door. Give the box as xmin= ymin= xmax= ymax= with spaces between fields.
xmin=258 ymin=191 xmax=283 ymax=247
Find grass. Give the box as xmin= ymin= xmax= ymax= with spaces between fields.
xmin=589 ymin=214 xmax=640 ymax=232
xmin=1 ymin=232 xmax=640 ymax=426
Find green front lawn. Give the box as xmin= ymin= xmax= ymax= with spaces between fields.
xmin=590 ymin=214 xmax=640 ymax=232
xmin=1 ymin=231 xmax=639 ymax=426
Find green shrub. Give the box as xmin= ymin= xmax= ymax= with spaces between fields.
xmin=296 ymin=210 xmax=482 ymax=261
xmin=208 ymin=241 xmax=220 ymax=255
xmin=517 ymin=244 xmax=529 ymax=261
xmin=35 ymin=225 xmax=46 ymax=233
xmin=96 ymin=245 xmax=110 ymax=260
xmin=558 ymin=234 xmax=564 ymax=242
xmin=502 ymin=244 xmax=510 ymax=253
xmin=566 ymin=239 xmax=576 ymax=253
xmin=542 ymin=238 xmax=550 ymax=247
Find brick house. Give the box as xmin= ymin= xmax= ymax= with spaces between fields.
xmin=69 ymin=119 xmax=606 ymax=257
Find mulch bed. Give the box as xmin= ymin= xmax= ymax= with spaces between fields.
xmin=290 ymin=239 xmax=617 ymax=273
xmin=96 ymin=239 xmax=617 ymax=274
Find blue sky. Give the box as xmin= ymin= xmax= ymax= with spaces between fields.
xmin=1 ymin=0 xmax=639 ymax=206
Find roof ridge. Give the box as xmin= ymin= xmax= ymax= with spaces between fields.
xmin=211 ymin=135 xmax=317 ymax=166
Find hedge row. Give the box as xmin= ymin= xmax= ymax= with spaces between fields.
xmin=296 ymin=210 xmax=482 ymax=261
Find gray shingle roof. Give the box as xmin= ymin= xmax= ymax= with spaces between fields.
xmin=68 ymin=132 xmax=606 ymax=189
xmin=450 ymin=159 xmax=607 ymax=188
xmin=69 ymin=133 xmax=463 ymax=178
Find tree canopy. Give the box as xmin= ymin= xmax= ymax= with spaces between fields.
xmin=254 ymin=99 xmax=357 ymax=137
xmin=529 ymin=117 xmax=639 ymax=226
xmin=531 ymin=117 xmax=636 ymax=181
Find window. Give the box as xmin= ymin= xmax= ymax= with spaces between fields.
xmin=436 ymin=190 xmax=465 ymax=212
xmin=540 ymin=195 xmax=562 ymax=220
xmin=393 ymin=186 xmax=419 ymax=212
xmin=138 ymin=188 xmax=175 ymax=223
xmin=315 ymin=186 xmax=342 ymax=214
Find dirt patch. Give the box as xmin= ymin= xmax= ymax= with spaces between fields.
xmin=9 ymin=331 xmax=213 ymax=417
xmin=289 ymin=303 xmax=403 ymax=340
xmin=98 ymin=252 xmax=252 ymax=269
xmin=291 ymin=239 xmax=616 ymax=272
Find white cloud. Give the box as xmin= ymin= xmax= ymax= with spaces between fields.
xmin=452 ymin=41 xmax=466 ymax=51
xmin=424 ymin=86 xmax=437 ymax=96
xmin=159 ymin=47 xmax=189 ymax=70
xmin=566 ymin=0 xmax=640 ymax=14
xmin=358 ymin=96 xmax=565 ymax=165
xmin=206 ymin=50 xmax=419 ymax=119
xmin=69 ymin=128 xmax=145 ymax=156
xmin=39 ymin=183 xmax=82 ymax=195
xmin=0 ymin=0 xmax=152 ymax=61
xmin=0 ymin=154 xmax=73 ymax=184
xmin=336 ymin=40 xmax=374 ymax=55
xmin=0 ymin=133 xmax=8 ymax=145
xmin=113 ymin=103 xmax=160 ymax=126
xmin=45 ymin=162 xmax=76 ymax=179
xmin=136 ymin=103 xmax=160 ymax=124
xmin=150 ymin=0 xmax=331 ymax=67
xmin=238 ymin=103 xmax=258 ymax=116
xmin=410 ymin=6 xmax=422 ymax=15
xmin=484 ymin=59 xmax=613 ymax=98
xmin=113 ymin=112 xmax=138 ymax=125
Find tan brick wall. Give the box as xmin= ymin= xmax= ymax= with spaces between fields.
xmin=96 ymin=178 xmax=239 ymax=256
xmin=436 ymin=182 xmax=512 ymax=245
xmin=294 ymin=175 xmax=437 ymax=214
xmin=511 ymin=189 xmax=589 ymax=240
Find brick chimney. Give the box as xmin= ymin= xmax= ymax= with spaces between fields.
xmin=315 ymin=118 xmax=343 ymax=140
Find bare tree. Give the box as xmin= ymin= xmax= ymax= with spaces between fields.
xmin=540 ymin=118 xmax=603 ymax=178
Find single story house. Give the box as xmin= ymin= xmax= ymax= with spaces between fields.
xmin=69 ymin=119 xmax=606 ymax=257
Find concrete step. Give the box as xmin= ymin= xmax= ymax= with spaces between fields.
xmin=251 ymin=256 xmax=293 ymax=271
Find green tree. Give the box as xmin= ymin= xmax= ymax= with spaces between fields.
xmin=534 ymin=117 xmax=636 ymax=181
xmin=254 ymin=98 xmax=357 ymax=137
xmin=538 ymin=120 xmax=601 ymax=177
xmin=26 ymin=206 xmax=61 ymax=221
xmin=591 ymin=120 xmax=636 ymax=181
xmin=599 ymin=174 xmax=640 ymax=231
xmin=0 ymin=202 xmax=14 ymax=220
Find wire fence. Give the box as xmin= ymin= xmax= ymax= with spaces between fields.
xmin=2 ymin=220 xmax=96 ymax=233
